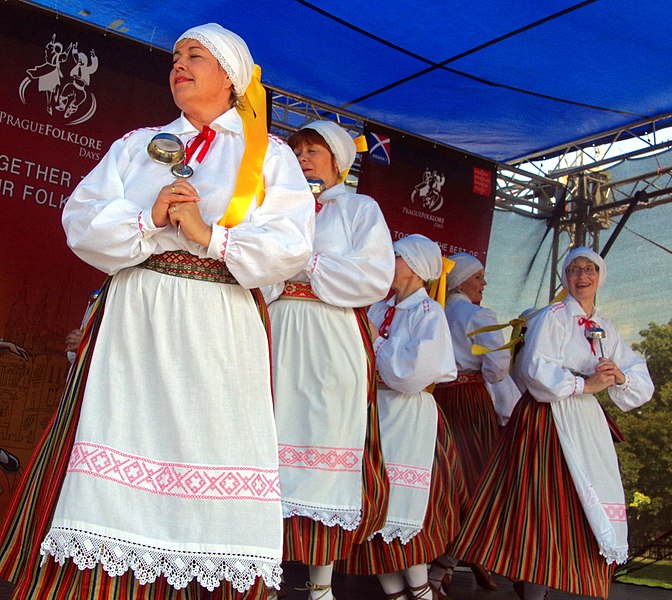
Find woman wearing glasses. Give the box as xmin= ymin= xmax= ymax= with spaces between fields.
xmin=450 ymin=247 xmax=654 ymax=600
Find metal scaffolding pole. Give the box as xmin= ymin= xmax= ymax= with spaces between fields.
xmin=267 ymin=87 xmax=671 ymax=296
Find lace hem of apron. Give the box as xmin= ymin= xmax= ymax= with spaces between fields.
xmin=282 ymin=501 xmax=362 ymax=531
xmin=40 ymin=528 xmax=281 ymax=592
xmin=368 ymin=523 xmax=423 ymax=544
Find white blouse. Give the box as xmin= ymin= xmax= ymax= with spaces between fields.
xmin=521 ymin=295 xmax=654 ymax=409
xmin=275 ymin=183 xmax=395 ymax=307
xmin=62 ymin=110 xmax=315 ymax=289
xmin=370 ymin=288 xmax=457 ymax=393
xmin=444 ymin=292 xmax=510 ymax=383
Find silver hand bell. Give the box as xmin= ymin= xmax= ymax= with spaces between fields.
xmin=147 ymin=133 xmax=193 ymax=178
xmin=585 ymin=326 xmax=606 ymax=357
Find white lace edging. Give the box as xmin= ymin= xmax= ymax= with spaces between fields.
xmin=600 ymin=545 xmax=628 ymax=565
xmin=368 ymin=524 xmax=422 ymax=545
xmin=40 ymin=529 xmax=282 ymax=592
xmin=282 ymin=502 xmax=361 ymax=531
xmin=181 ymin=33 xmax=242 ymax=94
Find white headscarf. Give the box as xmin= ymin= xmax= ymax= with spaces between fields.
xmin=393 ymin=234 xmax=443 ymax=282
xmin=561 ymin=246 xmax=607 ymax=289
xmin=174 ymin=23 xmax=253 ymax=96
xmin=447 ymin=253 xmax=484 ymax=291
xmin=302 ymin=121 xmax=356 ymax=176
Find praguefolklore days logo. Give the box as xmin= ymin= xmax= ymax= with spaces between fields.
xmin=19 ymin=33 xmax=99 ymax=126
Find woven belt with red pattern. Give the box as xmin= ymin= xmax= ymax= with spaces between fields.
xmin=138 ymin=251 xmax=238 ymax=285
xmin=434 ymin=371 xmax=485 ymax=388
xmin=280 ymin=281 xmax=321 ymax=301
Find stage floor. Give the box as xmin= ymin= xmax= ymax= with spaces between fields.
xmin=1 ymin=566 xmax=669 ymax=599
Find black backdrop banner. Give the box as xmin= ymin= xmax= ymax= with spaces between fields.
xmin=0 ymin=1 xmax=178 ymax=519
xmin=359 ymin=123 xmax=496 ymax=261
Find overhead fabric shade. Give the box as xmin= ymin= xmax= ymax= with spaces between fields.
xmin=21 ymin=0 xmax=672 ymax=162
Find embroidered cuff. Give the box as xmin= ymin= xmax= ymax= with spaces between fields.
xmin=207 ymin=224 xmax=228 ymax=262
xmin=574 ymin=376 xmax=585 ymax=396
xmin=615 ymin=374 xmax=630 ymax=391
xmin=305 ymin=253 xmax=320 ymax=275
xmin=137 ymin=210 xmax=165 ymax=237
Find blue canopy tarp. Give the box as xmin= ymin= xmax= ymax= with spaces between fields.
xmin=23 ymin=0 xmax=672 ymax=162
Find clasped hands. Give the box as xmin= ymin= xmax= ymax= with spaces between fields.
xmin=583 ymin=357 xmax=626 ymax=394
xmin=151 ymin=180 xmax=212 ymax=247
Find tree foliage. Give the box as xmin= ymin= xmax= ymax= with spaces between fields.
xmin=632 ymin=319 xmax=672 ymax=407
xmin=609 ymin=319 xmax=672 ymax=549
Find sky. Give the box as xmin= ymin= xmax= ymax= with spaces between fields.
xmin=484 ymin=201 xmax=671 ymax=347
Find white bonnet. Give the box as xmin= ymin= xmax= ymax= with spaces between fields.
xmin=174 ymin=23 xmax=253 ymax=96
xmin=560 ymin=246 xmax=607 ymax=289
xmin=302 ymin=121 xmax=357 ymax=175
xmin=393 ymin=234 xmax=443 ymax=282
xmin=447 ymin=253 xmax=484 ymax=290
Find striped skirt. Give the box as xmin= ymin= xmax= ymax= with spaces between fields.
xmin=433 ymin=374 xmax=499 ymax=497
xmin=0 ymin=279 xmax=110 ymax=599
xmin=282 ymin=307 xmax=389 ymax=565
xmin=338 ymin=411 xmax=467 ymax=574
xmin=449 ymin=393 xmax=614 ymax=599
xmin=8 ymin=560 xmax=267 ymax=600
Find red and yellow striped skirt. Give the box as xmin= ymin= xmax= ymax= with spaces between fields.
xmin=433 ymin=373 xmax=500 ymax=497
xmin=449 ymin=393 xmax=614 ymax=598
xmin=337 ymin=411 xmax=468 ymax=574
xmin=282 ymin=303 xmax=389 ymax=565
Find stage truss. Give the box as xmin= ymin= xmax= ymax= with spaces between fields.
xmin=270 ymin=88 xmax=672 ymax=300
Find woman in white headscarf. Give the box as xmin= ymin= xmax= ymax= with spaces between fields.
xmin=450 ymin=247 xmax=654 ymax=600
xmin=0 ymin=23 xmax=314 ymax=600
xmin=429 ymin=252 xmax=519 ymax=593
xmin=266 ymin=120 xmax=394 ymax=600
xmin=337 ymin=234 xmax=466 ymax=600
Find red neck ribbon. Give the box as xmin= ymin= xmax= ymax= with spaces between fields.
xmin=379 ymin=305 xmax=396 ymax=339
xmin=185 ymin=125 xmax=216 ymax=164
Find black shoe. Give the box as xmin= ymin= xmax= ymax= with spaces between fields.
xmin=0 ymin=449 xmax=20 ymax=472
xmin=470 ymin=563 xmax=498 ymax=591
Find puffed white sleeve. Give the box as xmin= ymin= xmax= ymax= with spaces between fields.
xmin=308 ymin=199 xmax=394 ymax=307
xmin=521 ymin=309 xmax=583 ymax=402
xmin=376 ymin=306 xmax=457 ymax=393
xmin=62 ymin=138 xmax=166 ymax=274
xmin=470 ymin=307 xmax=511 ymax=384
xmin=207 ymin=139 xmax=315 ymax=289
xmin=605 ymin=322 xmax=654 ymax=411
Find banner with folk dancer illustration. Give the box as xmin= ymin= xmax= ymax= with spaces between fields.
xmin=359 ymin=123 xmax=496 ymax=262
xmin=0 ymin=1 xmax=178 ymax=520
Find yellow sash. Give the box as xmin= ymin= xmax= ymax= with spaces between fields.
xmin=339 ymin=134 xmax=368 ymax=182
xmin=218 ymin=65 xmax=268 ymax=228
xmin=427 ymin=257 xmax=456 ymax=308
xmin=468 ymin=288 xmax=568 ymax=356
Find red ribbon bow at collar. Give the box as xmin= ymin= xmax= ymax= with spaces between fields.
xmin=185 ymin=125 xmax=216 ymax=164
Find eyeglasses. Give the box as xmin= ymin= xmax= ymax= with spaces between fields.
xmin=566 ymin=265 xmax=599 ymax=276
